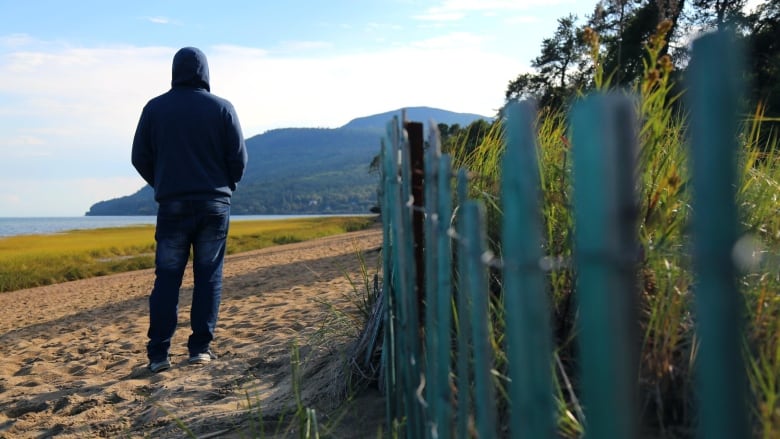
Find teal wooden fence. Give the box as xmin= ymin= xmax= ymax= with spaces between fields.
xmin=379 ymin=30 xmax=748 ymax=438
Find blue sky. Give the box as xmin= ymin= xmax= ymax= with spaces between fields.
xmin=0 ymin=0 xmax=596 ymax=216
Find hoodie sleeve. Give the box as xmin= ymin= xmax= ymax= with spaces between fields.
xmin=223 ymin=103 xmax=248 ymax=188
xmin=131 ymin=107 xmax=156 ymax=187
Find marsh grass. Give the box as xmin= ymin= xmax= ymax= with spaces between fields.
xmin=0 ymin=216 xmax=375 ymax=293
xmin=447 ymin=23 xmax=780 ymax=437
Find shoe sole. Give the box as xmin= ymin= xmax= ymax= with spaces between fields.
xmin=188 ymin=355 xmax=213 ymax=364
xmin=148 ymin=362 xmax=171 ymax=373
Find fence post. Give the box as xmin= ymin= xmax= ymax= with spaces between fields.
xmin=424 ymin=123 xmax=441 ymax=438
xmin=407 ymin=121 xmax=427 ymax=332
xmin=399 ymin=119 xmax=425 ymax=438
xmin=501 ymin=100 xmax=555 ymax=438
xmin=571 ymin=94 xmax=640 ymax=439
xmin=687 ymin=30 xmax=749 ymax=439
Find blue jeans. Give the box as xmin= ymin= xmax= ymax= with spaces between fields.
xmin=147 ymin=200 xmax=230 ymax=363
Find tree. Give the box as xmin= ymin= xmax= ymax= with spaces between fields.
xmin=536 ymin=15 xmax=585 ymax=91
xmin=504 ymin=0 xmax=778 ymax=116
xmin=746 ymin=0 xmax=780 ymax=115
xmin=589 ymin=0 xmax=645 ymax=85
xmin=588 ymin=0 xmax=686 ymax=86
xmin=687 ymin=0 xmax=748 ymax=30
xmin=506 ymin=15 xmax=588 ymax=109
xmin=505 ymin=3 xmax=688 ymax=107
xmin=431 ymin=122 xmax=466 ymax=153
xmin=505 ymin=72 xmax=549 ymax=103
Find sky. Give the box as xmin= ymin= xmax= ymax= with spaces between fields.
xmin=0 ymin=0 xmax=598 ymax=217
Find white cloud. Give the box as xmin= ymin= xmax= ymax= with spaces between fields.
xmin=415 ymin=0 xmax=580 ymax=21
xmin=414 ymin=11 xmax=465 ymax=22
xmin=147 ymin=16 xmax=171 ymax=25
xmin=0 ymin=43 xmax=172 ymax=151
xmin=0 ymin=176 xmax=146 ymax=216
xmin=141 ymin=16 xmax=183 ymax=26
xmin=0 ymin=33 xmax=35 ymax=48
xmin=410 ymin=32 xmax=488 ymax=50
xmin=744 ymin=0 xmax=763 ymax=13
xmin=0 ymin=34 xmax=523 ymax=214
xmin=504 ymin=15 xmax=539 ymax=25
xmin=278 ymin=40 xmax=334 ymax=52
xmin=1 ymin=194 xmax=21 ymax=206
xmin=208 ymin=44 xmax=268 ymax=58
xmin=209 ymin=37 xmax=518 ymax=132
xmin=365 ymin=22 xmax=404 ymax=32
xmin=2 ymin=135 xmax=46 ymax=148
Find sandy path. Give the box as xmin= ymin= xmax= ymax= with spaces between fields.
xmin=0 ymin=228 xmax=385 ymax=438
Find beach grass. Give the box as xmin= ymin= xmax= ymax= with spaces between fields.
xmin=445 ymin=24 xmax=780 ymax=436
xmin=0 ymin=215 xmax=376 ymax=293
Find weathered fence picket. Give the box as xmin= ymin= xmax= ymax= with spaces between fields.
xmin=501 ymin=101 xmax=555 ymax=439
xmin=462 ymin=200 xmax=497 ymax=439
xmin=378 ymin=29 xmax=749 ymax=439
xmin=570 ymin=93 xmax=639 ymax=439
xmin=687 ymin=31 xmax=749 ymax=439
xmin=433 ymin=153 xmax=454 ymax=439
xmin=380 ymin=120 xmax=399 ymax=427
xmin=423 ymin=118 xmax=441 ymax=438
xmin=385 ymin=115 xmax=425 ymax=438
xmin=454 ymin=169 xmax=472 ymax=439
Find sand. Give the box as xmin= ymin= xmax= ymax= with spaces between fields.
xmin=0 ymin=228 xmax=386 ymax=438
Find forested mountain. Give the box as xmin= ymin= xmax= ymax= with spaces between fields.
xmin=343 ymin=106 xmax=489 ymax=130
xmin=86 ymin=107 xmax=490 ymax=216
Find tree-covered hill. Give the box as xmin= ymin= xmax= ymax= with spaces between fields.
xmin=86 ymin=107 xmax=491 ymax=216
xmin=342 ymin=106 xmax=490 ymax=130
xmin=229 ymin=127 xmax=383 ymax=214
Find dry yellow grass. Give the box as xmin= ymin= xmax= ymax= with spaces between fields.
xmin=0 ymin=215 xmax=376 ymax=293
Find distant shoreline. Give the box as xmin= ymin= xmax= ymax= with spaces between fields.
xmin=0 ymin=214 xmax=373 ymax=238
xmin=0 ymin=215 xmax=377 ymax=293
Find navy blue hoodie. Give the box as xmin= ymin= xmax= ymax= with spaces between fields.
xmin=132 ymin=47 xmax=248 ymax=204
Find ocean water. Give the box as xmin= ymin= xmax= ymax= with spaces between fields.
xmin=0 ymin=215 xmax=330 ymax=238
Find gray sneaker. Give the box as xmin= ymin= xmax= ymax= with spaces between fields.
xmin=188 ymin=350 xmax=217 ymax=364
xmin=148 ymin=358 xmax=171 ymax=373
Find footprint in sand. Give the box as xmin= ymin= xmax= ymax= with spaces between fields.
xmin=5 ymin=400 xmax=49 ymax=418
xmin=105 ymin=358 xmax=131 ymax=370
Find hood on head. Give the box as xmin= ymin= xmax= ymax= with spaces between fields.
xmin=171 ymin=47 xmax=210 ymax=91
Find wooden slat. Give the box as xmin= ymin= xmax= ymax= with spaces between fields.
xmin=397 ymin=118 xmax=424 ymax=438
xmin=571 ymin=93 xmax=639 ymax=439
xmin=501 ymin=100 xmax=555 ymax=438
xmin=687 ymin=30 xmax=749 ymax=439
xmin=463 ymin=200 xmax=498 ymax=439
xmin=424 ymin=122 xmax=441 ymax=438
xmin=455 ymin=169 xmax=472 ymax=439
xmin=434 ymin=154 xmax=454 ymax=439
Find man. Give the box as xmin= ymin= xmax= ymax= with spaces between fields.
xmin=132 ymin=47 xmax=248 ymax=373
